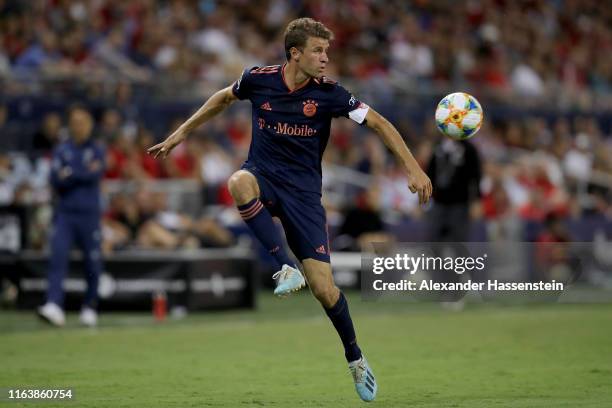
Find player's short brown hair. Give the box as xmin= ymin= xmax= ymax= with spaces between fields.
xmin=284 ymin=18 xmax=334 ymax=61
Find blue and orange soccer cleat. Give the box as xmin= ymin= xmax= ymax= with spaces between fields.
xmin=272 ymin=264 xmax=305 ymax=296
xmin=349 ymin=356 xmax=378 ymax=402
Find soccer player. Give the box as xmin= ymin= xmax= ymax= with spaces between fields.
xmin=148 ymin=18 xmax=432 ymax=402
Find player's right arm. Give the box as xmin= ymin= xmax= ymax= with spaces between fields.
xmin=147 ymin=85 xmax=238 ymax=159
xmin=329 ymin=81 xmax=432 ymax=204
xmin=363 ymin=108 xmax=432 ymax=205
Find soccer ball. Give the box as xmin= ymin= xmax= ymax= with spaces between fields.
xmin=434 ymin=92 xmax=483 ymax=140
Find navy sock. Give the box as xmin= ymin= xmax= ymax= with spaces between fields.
xmin=238 ymin=198 xmax=293 ymax=269
xmin=324 ymin=292 xmax=362 ymax=362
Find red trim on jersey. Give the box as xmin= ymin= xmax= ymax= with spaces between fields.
xmin=281 ymin=63 xmax=311 ymax=93
xmin=250 ymin=65 xmax=280 ymax=74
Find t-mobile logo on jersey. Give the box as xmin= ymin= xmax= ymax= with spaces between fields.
xmin=274 ymin=122 xmax=318 ymax=137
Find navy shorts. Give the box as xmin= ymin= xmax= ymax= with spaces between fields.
xmin=244 ymin=167 xmax=330 ymax=263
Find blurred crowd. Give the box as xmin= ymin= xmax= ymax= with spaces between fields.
xmin=0 ymin=0 xmax=610 ymax=106
xmin=1 ymin=100 xmax=610 ymax=252
xmin=0 ymin=0 xmax=610 ymax=254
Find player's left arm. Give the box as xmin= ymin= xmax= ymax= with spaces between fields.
xmin=363 ymin=108 xmax=432 ymax=204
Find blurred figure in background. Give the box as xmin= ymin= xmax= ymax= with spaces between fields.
xmin=427 ymin=136 xmax=482 ymax=306
xmin=335 ymin=184 xmax=393 ymax=252
xmin=535 ymin=214 xmax=578 ymax=284
xmin=31 ymin=112 xmax=63 ymax=155
xmin=0 ymin=104 xmax=22 ymax=152
xmin=37 ymin=106 xmax=105 ymax=327
xmin=427 ymin=136 xmax=482 ymax=242
xmin=151 ymin=191 xmax=234 ymax=249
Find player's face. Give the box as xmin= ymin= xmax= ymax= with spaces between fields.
xmin=69 ymin=110 xmax=93 ymax=144
xmin=297 ymin=37 xmax=330 ymax=79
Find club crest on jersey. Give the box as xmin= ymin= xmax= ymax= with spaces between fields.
xmin=303 ymin=99 xmax=318 ymax=117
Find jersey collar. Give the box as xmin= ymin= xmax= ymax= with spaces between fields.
xmin=281 ymin=63 xmax=312 ymax=94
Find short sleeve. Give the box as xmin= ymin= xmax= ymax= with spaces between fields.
xmin=231 ymin=68 xmax=254 ymax=101
xmin=331 ymin=84 xmax=370 ymax=124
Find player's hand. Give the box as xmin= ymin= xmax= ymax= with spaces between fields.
xmin=147 ymin=130 xmax=187 ymax=159
xmin=407 ymin=168 xmax=432 ymax=205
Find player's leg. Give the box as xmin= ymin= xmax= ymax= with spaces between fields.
xmin=302 ymin=259 xmax=363 ymax=363
xmin=75 ymin=213 xmax=103 ymax=326
xmin=302 ymin=259 xmax=377 ymax=401
xmin=302 ymin=259 xmax=360 ymax=355
xmin=227 ymin=170 xmax=302 ymax=286
xmin=280 ymin=196 xmax=377 ymax=401
xmin=38 ymin=211 xmax=72 ymax=326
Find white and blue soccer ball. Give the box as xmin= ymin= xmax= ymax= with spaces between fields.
xmin=434 ymin=92 xmax=483 ymax=140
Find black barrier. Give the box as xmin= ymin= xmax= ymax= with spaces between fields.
xmin=6 ymin=249 xmax=256 ymax=311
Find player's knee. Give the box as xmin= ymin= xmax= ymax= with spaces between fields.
xmin=311 ymin=284 xmax=339 ymax=308
xmin=227 ymin=170 xmax=257 ymax=202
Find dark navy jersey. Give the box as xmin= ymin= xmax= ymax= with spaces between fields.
xmin=232 ymin=64 xmax=369 ymax=194
xmin=50 ymin=138 xmax=105 ymax=214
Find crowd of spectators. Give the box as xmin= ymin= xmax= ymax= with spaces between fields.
xmin=0 ymin=98 xmax=609 ymax=251
xmin=0 ymin=0 xmax=610 ymax=253
xmin=0 ymin=0 xmax=610 ymax=107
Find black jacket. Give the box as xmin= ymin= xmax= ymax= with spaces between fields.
xmin=427 ymin=139 xmax=482 ymax=205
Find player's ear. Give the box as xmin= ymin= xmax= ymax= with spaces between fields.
xmin=290 ymin=47 xmax=301 ymax=62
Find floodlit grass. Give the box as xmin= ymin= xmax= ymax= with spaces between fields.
xmin=1 ymin=292 xmax=611 ymax=407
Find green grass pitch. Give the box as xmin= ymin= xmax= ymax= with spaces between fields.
xmin=1 ymin=292 xmax=611 ymax=407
